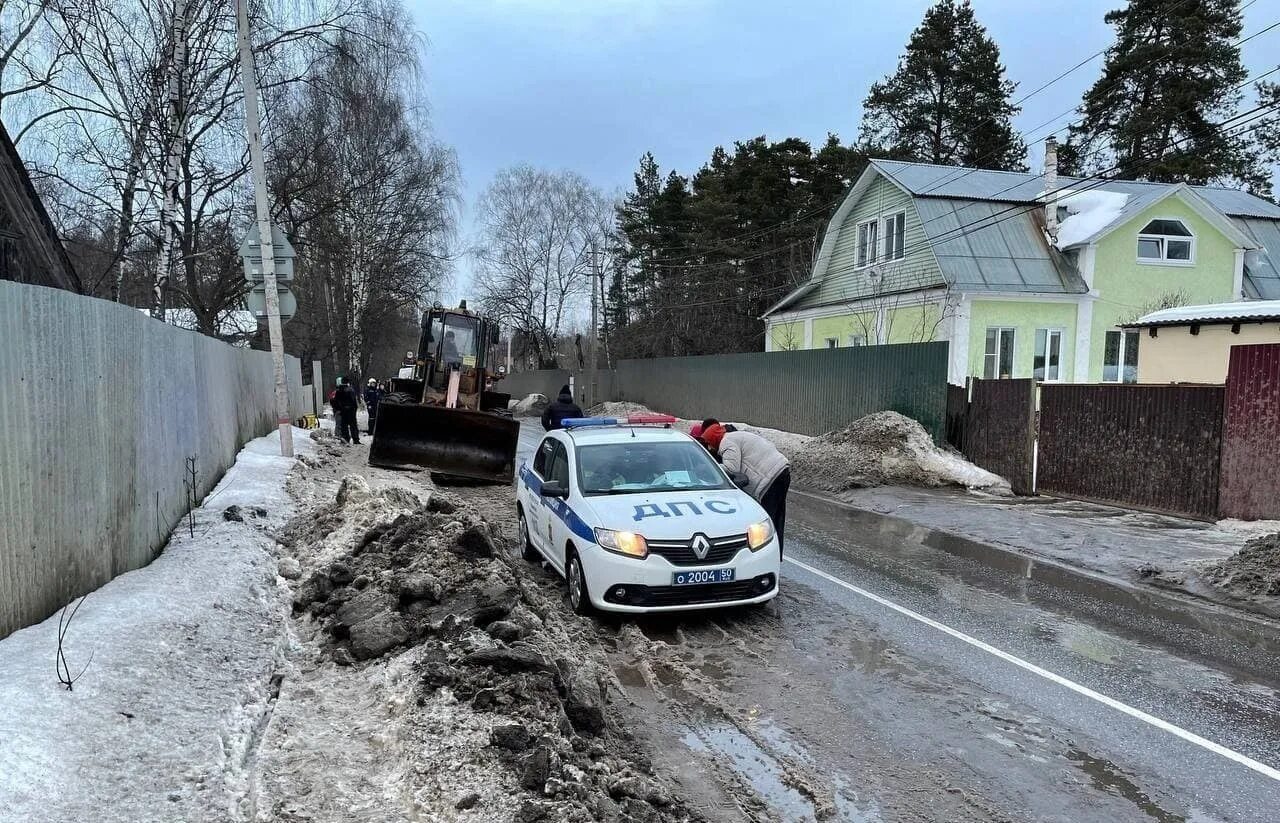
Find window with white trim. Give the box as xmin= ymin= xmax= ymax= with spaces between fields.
xmin=856 ymin=219 xmax=878 ymax=268
xmin=983 ymin=327 xmax=1016 ymax=379
xmin=1137 ymin=219 xmax=1194 ymax=264
xmin=824 ymin=337 xmax=838 ymax=349
xmin=1103 ymin=329 xmax=1140 ymax=383
xmin=847 ymin=333 xmax=867 ymax=347
xmin=1034 ymin=328 xmax=1063 ymax=381
xmin=882 ymin=212 xmax=906 ymax=261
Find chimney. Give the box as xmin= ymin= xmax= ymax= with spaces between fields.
xmin=1043 ymin=136 xmax=1059 ymax=242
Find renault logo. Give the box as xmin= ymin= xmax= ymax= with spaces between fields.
xmin=691 ymin=534 xmax=711 ymax=560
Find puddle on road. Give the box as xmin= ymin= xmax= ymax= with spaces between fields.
xmin=1067 ymin=748 xmax=1186 ymax=823
xmin=681 ymin=720 xmax=878 ymax=823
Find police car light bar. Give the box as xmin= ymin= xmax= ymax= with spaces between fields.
xmin=562 ymin=414 xmax=677 ymax=429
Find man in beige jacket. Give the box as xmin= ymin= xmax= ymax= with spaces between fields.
xmin=700 ymin=421 xmax=791 ymax=553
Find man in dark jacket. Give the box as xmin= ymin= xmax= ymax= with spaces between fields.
xmin=363 ymin=379 xmax=384 ymax=435
xmin=541 ymin=384 xmax=583 ymax=431
xmin=332 ymin=379 xmax=360 ymax=444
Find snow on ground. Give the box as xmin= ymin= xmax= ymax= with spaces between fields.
xmin=1052 ymin=188 xmax=1128 ymax=249
xmin=0 ymin=428 xmax=314 ymax=823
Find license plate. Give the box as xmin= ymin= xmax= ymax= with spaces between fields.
xmin=671 ymin=568 xmax=735 ymax=586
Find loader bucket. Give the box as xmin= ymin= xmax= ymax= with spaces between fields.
xmin=368 ymin=400 xmax=520 ymax=483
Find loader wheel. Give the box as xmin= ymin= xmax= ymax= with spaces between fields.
xmin=517 ymin=509 xmax=541 ymax=562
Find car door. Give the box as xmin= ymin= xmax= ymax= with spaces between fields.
xmin=526 ymin=437 xmax=555 ymax=554
xmin=544 ymin=438 xmax=572 ymax=573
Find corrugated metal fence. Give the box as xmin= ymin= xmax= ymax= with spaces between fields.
xmin=1038 ymin=384 xmax=1225 ymax=520
xmin=0 ymin=281 xmax=305 ymax=639
xmin=954 ymin=379 xmax=1037 ymax=495
xmin=1219 ymin=343 xmax=1280 ymax=520
xmin=501 ymin=342 xmax=949 ymax=439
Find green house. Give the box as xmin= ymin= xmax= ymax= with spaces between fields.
xmin=763 ymin=157 xmax=1280 ymax=384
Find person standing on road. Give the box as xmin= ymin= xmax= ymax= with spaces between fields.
xmin=700 ymin=422 xmax=791 ymax=553
xmin=542 ymin=384 xmax=584 ymax=431
xmin=363 ymin=378 xmax=384 ymax=435
xmin=333 ymin=378 xmax=360 ymax=444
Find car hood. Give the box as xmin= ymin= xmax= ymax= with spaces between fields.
xmin=579 ymin=489 xmax=766 ymax=540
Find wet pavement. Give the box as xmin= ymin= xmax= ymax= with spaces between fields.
xmin=512 ymin=422 xmax=1280 ymax=822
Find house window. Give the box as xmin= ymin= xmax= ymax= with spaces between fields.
xmin=983 ymin=327 xmax=1016 ymax=379
xmin=1137 ymin=219 xmax=1194 ymax=264
xmin=1103 ymin=329 xmax=1140 ymax=383
xmin=1034 ymin=329 xmax=1063 ymax=381
xmin=847 ymin=334 xmax=867 ymax=347
xmin=824 ymin=337 xmax=838 ymax=349
xmin=856 ymin=219 xmax=879 ymax=268
xmin=882 ymin=212 xmax=906 ymax=261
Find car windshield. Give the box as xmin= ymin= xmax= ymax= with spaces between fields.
xmin=576 ymin=440 xmax=732 ymax=496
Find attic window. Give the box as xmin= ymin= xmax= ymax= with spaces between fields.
xmin=1137 ymin=219 xmax=1194 ymax=264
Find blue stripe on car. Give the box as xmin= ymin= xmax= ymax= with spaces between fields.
xmin=519 ymin=464 xmax=595 ymax=543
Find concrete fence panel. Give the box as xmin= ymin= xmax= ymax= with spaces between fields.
xmin=0 ymin=281 xmax=304 ymax=638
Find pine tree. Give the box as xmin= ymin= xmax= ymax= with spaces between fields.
xmin=1066 ymin=0 xmax=1263 ymax=187
xmin=859 ymin=0 xmax=1025 ymax=170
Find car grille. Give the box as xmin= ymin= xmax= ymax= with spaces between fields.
xmin=603 ymin=574 xmax=777 ymax=607
xmin=646 ymin=533 xmax=748 ymax=566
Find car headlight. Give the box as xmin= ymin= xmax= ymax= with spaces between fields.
xmin=594 ymin=528 xmax=648 ymax=559
xmin=746 ymin=520 xmax=774 ymax=551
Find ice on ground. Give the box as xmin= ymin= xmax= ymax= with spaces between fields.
xmin=792 ymin=411 xmax=1009 ymax=494
xmin=0 ymin=427 xmax=314 ymax=823
xmin=1052 ymin=188 xmax=1128 ymax=249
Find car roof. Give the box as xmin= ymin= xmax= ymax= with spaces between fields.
xmin=559 ymin=425 xmax=691 ymax=446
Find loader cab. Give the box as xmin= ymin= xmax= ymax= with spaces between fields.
xmin=413 ymin=304 xmax=501 ymax=410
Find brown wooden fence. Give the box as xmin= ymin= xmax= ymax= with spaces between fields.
xmin=953 ymin=378 xmax=1037 ymax=495
xmin=1038 ymin=384 xmax=1225 ymax=520
xmin=1219 ymin=343 xmax=1280 ymax=520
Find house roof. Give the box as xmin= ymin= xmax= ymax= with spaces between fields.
xmin=1236 ymin=218 xmax=1280 ymax=299
xmin=1126 ymin=300 xmax=1280 ymax=327
xmin=0 ymin=121 xmax=80 ymax=292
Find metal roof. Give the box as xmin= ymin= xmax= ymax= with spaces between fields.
xmin=1126 ymin=300 xmax=1280 ymax=327
xmin=761 ymin=282 xmax=818 ymax=317
xmin=1236 ymin=218 xmax=1280 ymax=300
xmin=871 ymin=159 xmax=1280 ymax=218
xmin=914 ymin=198 xmax=1087 ymax=294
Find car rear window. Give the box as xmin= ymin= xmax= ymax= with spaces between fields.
xmin=575 ymin=441 xmax=731 ymax=496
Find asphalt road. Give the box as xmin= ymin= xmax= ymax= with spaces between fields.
xmin=514 ymin=422 xmax=1280 ymax=822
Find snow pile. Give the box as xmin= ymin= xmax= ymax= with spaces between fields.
xmin=1202 ymin=532 xmax=1280 ymax=599
xmin=792 ymin=411 xmax=1009 ymax=494
xmin=588 ymin=401 xmax=816 ymax=459
xmin=512 ymin=392 xmax=549 ymax=417
xmin=0 ymin=428 xmax=314 ymax=823
xmin=1052 ymin=188 xmax=1128 ymax=249
xmin=588 ymin=400 xmax=654 ymax=418
xmin=271 ymin=476 xmax=702 ymax=822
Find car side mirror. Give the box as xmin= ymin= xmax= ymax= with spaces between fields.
xmin=540 ymin=480 xmax=568 ymax=499
xmin=730 ymin=472 xmax=750 ymax=489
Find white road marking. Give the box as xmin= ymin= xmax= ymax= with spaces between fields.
xmin=784 ymin=556 xmax=1280 ymax=783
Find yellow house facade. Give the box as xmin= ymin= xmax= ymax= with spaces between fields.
xmin=1124 ymin=301 xmax=1280 ymax=384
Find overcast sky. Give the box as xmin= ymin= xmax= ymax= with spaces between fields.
xmin=407 ymin=0 xmax=1280 ymax=301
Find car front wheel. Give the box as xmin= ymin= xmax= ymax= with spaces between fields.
xmin=566 ymin=552 xmax=594 ymax=616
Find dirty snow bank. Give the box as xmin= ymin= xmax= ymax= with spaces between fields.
xmin=0 ymin=428 xmax=314 ymax=823
xmin=792 ymin=411 xmax=1009 ymax=494
xmin=587 ymin=401 xmax=814 ymax=459
xmin=1202 ymin=532 xmax=1280 ymax=599
xmin=1052 ymin=188 xmax=1128 ymax=249
xmin=513 ymin=392 xmax=549 ymax=417
xmin=263 ymin=463 xmax=705 ymax=822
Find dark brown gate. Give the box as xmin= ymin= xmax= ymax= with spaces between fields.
xmin=1038 ymin=384 xmax=1224 ymax=520
xmin=960 ymin=378 xmax=1036 ymax=495
xmin=1219 ymin=343 xmax=1280 ymax=520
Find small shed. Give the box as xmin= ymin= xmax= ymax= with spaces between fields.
xmin=1125 ymin=301 xmax=1280 ymax=383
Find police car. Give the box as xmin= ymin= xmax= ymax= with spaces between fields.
xmin=515 ymin=414 xmax=781 ymax=614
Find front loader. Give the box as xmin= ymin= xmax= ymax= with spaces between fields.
xmin=369 ymin=302 xmax=519 ymax=483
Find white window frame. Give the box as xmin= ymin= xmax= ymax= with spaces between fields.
xmin=1102 ymin=328 xmax=1141 ymax=384
xmin=1034 ymin=328 xmax=1065 ymax=382
xmin=847 ymin=333 xmax=867 ymax=347
xmin=983 ymin=327 xmax=1016 ymax=379
xmin=856 ymin=218 xmax=879 ymax=269
xmin=1136 ymin=217 xmax=1195 ymax=267
xmin=882 ymin=211 xmax=906 ymax=262
xmin=824 ymin=337 xmax=838 ymax=349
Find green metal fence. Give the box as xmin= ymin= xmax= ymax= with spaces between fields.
xmin=618 ymin=342 xmax=948 ymax=439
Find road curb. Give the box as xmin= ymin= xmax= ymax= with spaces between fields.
xmin=792 ymin=488 xmax=1280 ymax=653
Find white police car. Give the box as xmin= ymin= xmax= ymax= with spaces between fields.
xmin=515 ymin=414 xmax=781 ymax=614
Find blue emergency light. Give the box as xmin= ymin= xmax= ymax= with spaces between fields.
xmin=562 ymin=414 xmax=677 ymax=429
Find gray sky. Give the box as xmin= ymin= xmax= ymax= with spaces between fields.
xmin=408 ymin=0 xmax=1280 ymax=300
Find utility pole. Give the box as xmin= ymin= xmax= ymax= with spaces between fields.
xmin=588 ymin=244 xmax=600 ymax=410
xmin=235 ymin=0 xmax=293 ymax=457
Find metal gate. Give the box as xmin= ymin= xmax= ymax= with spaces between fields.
xmin=1038 ymin=384 xmax=1224 ymax=520
xmin=1219 ymin=343 xmax=1280 ymax=520
xmin=959 ymin=378 xmax=1037 ymax=495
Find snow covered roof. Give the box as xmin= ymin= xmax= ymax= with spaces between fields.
xmin=1126 ymin=300 xmax=1280 ymax=327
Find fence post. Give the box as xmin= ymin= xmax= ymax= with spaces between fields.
xmin=312 ymin=360 xmax=323 ymax=418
